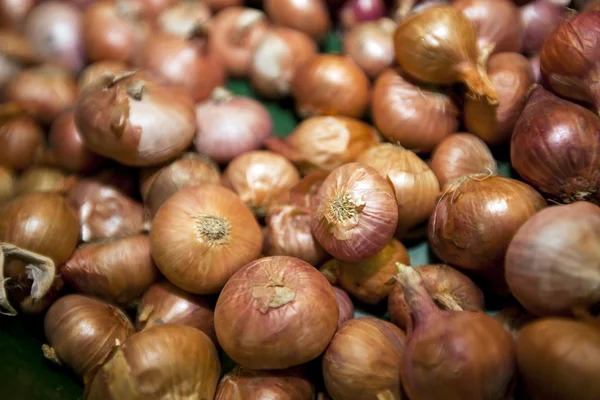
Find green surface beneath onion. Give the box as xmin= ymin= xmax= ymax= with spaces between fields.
xmin=0 ymin=32 xmax=513 ymax=399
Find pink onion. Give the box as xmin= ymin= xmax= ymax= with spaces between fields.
xmin=520 ymin=0 xmax=566 ymax=55
xmin=340 ymin=0 xmax=387 ymax=30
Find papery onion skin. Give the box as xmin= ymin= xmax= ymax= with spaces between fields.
xmin=291 ymin=54 xmax=371 ymax=119
xmin=520 ymin=0 xmax=566 ymax=55
xmin=343 ymin=18 xmax=396 ymax=79
xmin=215 ymin=366 xmax=315 ymax=400
xmin=0 ymin=111 xmax=44 ymax=171
xmin=157 ymin=0 xmax=211 ymax=38
xmin=516 ymin=318 xmax=600 ymax=400
xmin=215 ymin=256 xmax=339 ymax=370
xmin=511 ymin=86 xmax=600 ymax=204
xmin=150 ymin=183 xmax=262 ymax=294
xmin=75 ymin=71 xmax=196 ymax=166
xmin=85 ymin=324 xmax=221 ymax=400
xmin=264 ymin=0 xmax=331 ymax=40
xmin=77 ymin=61 xmax=128 ymax=93
xmin=371 ymin=68 xmax=459 ymax=152
xmin=43 ymin=294 xmax=135 ymax=376
xmin=15 ymin=166 xmax=74 ymax=195
xmin=0 ymin=166 xmax=14 ymax=203
xmin=333 ymin=286 xmax=354 ymax=329
xmin=388 ymin=264 xmax=484 ymax=330
xmin=430 ymin=133 xmax=497 ymax=188
xmin=323 ymin=318 xmax=405 ymax=400
xmin=505 ymin=202 xmax=600 ymax=316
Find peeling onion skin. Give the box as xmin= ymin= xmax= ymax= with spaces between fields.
xmin=85 ymin=324 xmax=221 ymax=400
xmin=157 ymin=1 xmax=211 ymax=38
xmin=264 ymin=0 xmax=331 ymax=40
xmin=77 ymin=61 xmax=128 ymax=94
xmin=332 ymin=286 xmax=354 ymax=329
xmin=511 ymin=86 xmax=600 ymax=205
xmin=214 ymin=256 xmax=339 ymax=370
xmin=343 ymin=18 xmax=396 ymax=79
xmin=505 ymin=202 xmax=600 ymax=316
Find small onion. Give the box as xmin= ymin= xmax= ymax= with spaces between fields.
xmin=194 ymin=87 xmax=272 ymax=164
xmin=77 ymin=61 xmax=128 ymax=93
xmin=85 ymin=324 xmax=221 ymax=400
xmin=339 ymin=0 xmax=387 ymax=30
xmin=15 ymin=166 xmax=74 ymax=195
xmin=0 ymin=0 xmax=35 ymax=30
xmin=520 ymin=0 xmax=566 ymax=55
xmin=371 ymin=68 xmax=459 ymax=153
xmin=249 ymin=27 xmax=317 ymax=99
xmin=264 ymin=0 xmax=330 ymax=40
xmin=214 ymin=256 xmax=339 ymax=370
xmin=0 ymin=31 xmax=38 ymax=91
xmin=323 ymin=318 xmax=405 ymax=400
xmin=0 ymin=105 xmax=44 ymax=170
xmin=150 ymin=184 xmax=262 ymax=294
xmin=312 ymin=162 xmax=398 ymax=262
xmin=157 ymin=0 xmax=211 ymax=38
xmin=0 ymin=166 xmax=14 ymax=203
xmin=291 ymin=54 xmax=371 ymax=119
xmin=430 ymin=133 xmax=497 ymax=188
xmin=333 ymin=286 xmax=354 ymax=329
xmin=343 ymin=18 xmax=396 ymax=79
xmin=289 ymin=171 xmax=329 ymax=209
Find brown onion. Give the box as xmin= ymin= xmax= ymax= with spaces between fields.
xmin=264 ymin=0 xmax=330 ymax=40
xmin=464 ymin=52 xmax=534 ymax=145
xmin=505 ymin=202 xmax=600 ymax=316
xmin=136 ymin=281 xmax=216 ymax=343
xmin=357 ymin=143 xmax=440 ymax=237
xmin=428 ymin=174 xmax=546 ymax=278
xmin=0 ymin=104 xmax=44 ymax=170
xmin=371 ymin=68 xmax=459 ymax=152
xmin=204 ymin=0 xmax=242 ymax=11
xmin=43 ymin=294 xmax=134 ymax=377
xmin=430 ymin=133 xmax=497 ymax=188
xmin=63 ymin=234 xmax=159 ymax=305
xmin=0 ymin=166 xmax=14 ymax=203
xmin=394 ymin=6 xmax=498 ymax=104
xmin=214 ymin=256 xmax=339 ymax=369
xmin=494 ymin=303 xmax=537 ymax=339
xmin=208 ymin=7 xmax=269 ymax=77
xmin=249 ymin=27 xmax=317 ymax=99
xmin=150 ymin=184 xmax=262 ymax=294
xmin=85 ymin=324 xmax=220 ymax=400
xmin=15 ymin=166 xmax=74 ymax=195
xmin=222 ymin=150 xmax=300 ymax=217
xmin=157 ymin=0 xmax=211 ymax=38
xmin=0 ymin=0 xmax=35 ymax=30
xmin=343 ymin=18 xmax=396 ymax=79
xmin=323 ymin=318 xmax=405 ymax=400
xmin=144 ymin=153 xmax=221 ymax=219
xmin=321 ymin=239 xmax=410 ymax=304
xmin=511 ymin=86 xmax=600 ymax=204
xmin=0 ymin=31 xmax=38 ymax=91
xmin=388 ymin=263 xmax=484 ymax=330
xmin=194 ymin=87 xmax=272 ymax=164
xmin=584 ymin=0 xmax=600 ymax=11
xmin=75 ymin=71 xmax=196 ymax=166
xmin=291 ymin=54 xmax=370 ymax=119
xmin=333 ymin=286 xmax=354 ymax=329
xmin=77 ymin=61 xmax=128 ymax=93
xmin=66 ymin=179 xmax=145 ymax=242
xmin=520 ymin=0 xmax=566 ymax=55
xmin=266 ymin=116 xmax=380 ymax=175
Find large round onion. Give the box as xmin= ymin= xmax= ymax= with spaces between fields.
xmin=215 ymin=366 xmax=314 ymax=399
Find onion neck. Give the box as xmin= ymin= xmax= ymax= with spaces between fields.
xmin=396 ymin=263 xmax=440 ymax=328
xmin=457 ymin=63 xmax=499 ymax=106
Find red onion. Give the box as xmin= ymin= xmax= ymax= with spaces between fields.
xmin=340 ymin=0 xmax=387 ymax=30
xmin=194 ymin=87 xmax=272 ymax=164
xmin=520 ymin=0 xmax=566 ymax=55
xmin=333 ymin=286 xmax=354 ymax=329
xmin=343 ymin=18 xmax=396 ymax=79
xmin=0 ymin=0 xmax=35 ymax=30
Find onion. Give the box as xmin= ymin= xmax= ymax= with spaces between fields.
xmin=312 ymin=162 xmax=399 ymax=262
xmin=215 ymin=366 xmax=315 ymax=400
xmin=511 ymin=86 xmax=600 ymax=204
xmin=249 ymin=27 xmax=317 ymax=99
xmin=136 ymin=32 xmax=226 ymax=102
xmin=265 ymin=116 xmax=380 ymax=175
xmin=540 ymin=11 xmax=600 ymax=111
xmin=83 ymin=0 xmax=150 ymax=63
xmin=264 ymin=0 xmax=330 ymax=40
xmin=584 ymin=0 xmax=600 ymax=11
xmin=494 ymin=303 xmax=537 ymax=339
xmin=505 ymin=202 xmax=600 ymax=316
xmin=291 ymin=54 xmax=371 ymax=119
xmin=520 ymin=0 xmax=566 ymax=55
xmin=529 ymin=54 xmax=542 ymax=83
xmin=144 ymin=153 xmax=221 ymax=219
xmin=77 ymin=61 xmax=128 ymax=93
xmin=321 ymin=239 xmax=410 ymax=304
xmin=15 ymin=166 xmax=74 ymax=195
xmin=516 ymin=317 xmax=600 ymax=400
xmin=428 ymin=174 xmax=546 ymax=280
xmin=0 ymin=31 xmax=38 ymax=91
xmin=150 ymin=183 xmax=262 ymax=294
xmin=357 ymin=143 xmax=440 ymax=237
xmin=343 ymin=18 xmax=396 ymax=79
xmin=85 ymin=324 xmax=221 ymax=400
xmin=194 ymin=87 xmax=272 ymax=164
xmin=464 ymin=52 xmax=534 ymax=145
xmin=340 ymin=0 xmax=387 ymax=30
xmin=5 ymin=64 xmax=77 ymax=124
xmin=43 ymin=294 xmax=134 ymax=377
xmin=289 ymin=171 xmax=329 ymax=209
xmin=0 ymin=104 xmax=44 ymax=170
xmin=75 ymin=71 xmax=197 ymax=166
xmin=333 ymin=286 xmax=354 ymax=328
xmin=157 ymin=0 xmax=211 ymax=38
xmin=208 ymin=7 xmax=269 ymax=77
xmin=66 ymin=179 xmax=145 ymax=242
xmin=204 ymin=0 xmax=242 ymax=11
xmin=371 ymin=68 xmax=459 ymax=153
xmin=430 ymin=133 xmax=497 ymax=188
xmin=136 ymin=281 xmax=216 ymax=344
xmin=24 ymin=1 xmax=84 ymax=73
xmin=323 ymin=318 xmax=405 ymax=400
xmin=388 ymin=263 xmax=484 ymax=330
xmin=394 ymin=6 xmax=498 ymax=104
xmin=394 ymin=0 xmax=449 ymax=20
xmin=0 ymin=166 xmax=14 ymax=203
xmin=0 ymin=0 xmax=35 ymax=30
xmin=215 ymin=256 xmax=339 ymax=369
xmin=222 ymin=150 xmax=300 ymax=217
xmin=396 ymin=264 xmax=516 ymax=399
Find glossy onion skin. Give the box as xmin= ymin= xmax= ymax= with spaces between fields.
xmin=343 ymin=18 xmax=396 ymax=79
xmin=85 ymin=324 xmax=221 ymax=400
xmin=264 ymin=0 xmax=330 ymax=40
xmin=214 ymin=256 xmax=339 ymax=370
xmin=516 ymin=318 xmax=600 ymax=400
xmin=150 ymin=184 xmax=262 ymax=294
xmin=333 ymin=286 xmax=354 ymax=329
xmin=505 ymin=202 xmax=600 ymax=316
xmin=511 ymin=86 xmax=600 ymax=204
xmin=0 ymin=113 xmax=44 ymax=171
